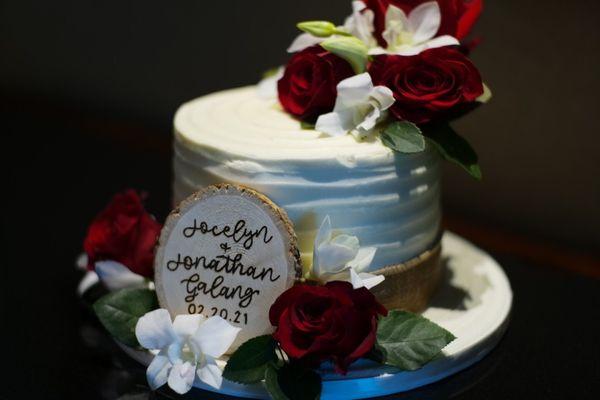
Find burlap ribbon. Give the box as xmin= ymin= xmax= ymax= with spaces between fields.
xmin=370 ymin=240 xmax=443 ymax=312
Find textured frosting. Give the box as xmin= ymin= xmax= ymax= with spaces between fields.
xmin=173 ymin=86 xmax=441 ymax=271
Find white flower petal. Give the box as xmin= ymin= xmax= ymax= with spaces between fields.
xmin=383 ymin=5 xmax=409 ymax=47
xmin=190 ymin=317 xmax=241 ymax=358
xmin=95 ymin=260 xmax=146 ymax=291
xmin=173 ymin=314 xmax=205 ymax=339
xmin=336 ymin=73 xmax=374 ymax=107
xmin=350 ymin=268 xmax=385 ymax=290
xmin=391 ymin=35 xmax=459 ymax=56
xmin=167 ymin=341 xmax=184 ymax=365
xmin=315 ymin=112 xmax=346 ymax=137
xmin=316 ymin=242 xmax=359 ymax=272
xmin=76 ymin=253 xmax=88 ymax=270
xmin=409 ymin=1 xmax=441 ymax=43
xmin=386 ymin=5 xmax=409 ymax=32
xmin=356 ymin=106 xmax=381 ymax=133
xmin=197 ymin=356 xmax=223 ymax=389
xmin=422 ymin=35 xmax=460 ymax=50
xmin=146 ymin=351 xmax=171 ymax=390
xmin=135 ymin=309 xmax=175 ymax=350
xmin=344 ymin=1 xmax=377 ymax=49
xmin=77 ymin=271 xmax=99 ymax=296
xmin=331 ymin=234 xmax=360 ymax=251
xmin=315 ymin=215 xmax=332 ymax=248
xmin=287 ymin=33 xmax=323 ymax=53
xmin=168 ymin=361 xmax=196 ymax=395
xmin=370 ymin=86 xmax=395 ymax=110
xmin=348 ymin=246 xmax=377 ymax=272
xmin=368 ymin=47 xmax=387 ymax=55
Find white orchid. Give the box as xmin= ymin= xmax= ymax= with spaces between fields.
xmin=256 ymin=67 xmax=284 ymax=100
xmin=136 ymin=309 xmax=241 ymax=394
xmin=76 ymin=254 xmax=148 ymax=296
xmin=315 ymin=73 xmax=395 ymax=139
xmin=287 ymin=32 xmax=326 ymax=53
xmin=287 ymin=2 xmax=372 ymax=53
xmin=369 ymin=2 xmax=459 ymax=56
xmin=311 ymin=215 xmax=384 ymax=290
xmin=343 ymin=1 xmax=378 ymax=49
xmin=95 ymin=260 xmax=147 ymax=290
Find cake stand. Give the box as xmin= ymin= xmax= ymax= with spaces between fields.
xmin=120 ymin=231 xmax=513 ymax=399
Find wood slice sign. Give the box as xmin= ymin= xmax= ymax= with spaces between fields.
xmin=154 ymin=184 xmax=301 ymax=350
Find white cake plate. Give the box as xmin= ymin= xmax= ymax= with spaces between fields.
xmin=120 ymin=231 xmax=513 ymax=399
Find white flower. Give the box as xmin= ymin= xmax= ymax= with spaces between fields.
xmin=287 ymin=32 xmax=325 ymax=53
xmin=315 ymin=73 xmax=395 ymax=139
xmin=343 ymin=1 xmax=378 ymax=49
xmin=135 ymin=310 xmax=241 ymax=394
xmin=311 ymin=215 xmax=384 ymax=290
xmin=75 ymin=254 xmax=149 ymax=296
xmin=287 ymin=2 xmax=371 ymax=53
xmin=369 ymin=2 xmax=459 ymax=56
xmin=256 ymin=67 xmax=284 ymax=100
xmin=95 ymin=260 xmax=147 ymax=290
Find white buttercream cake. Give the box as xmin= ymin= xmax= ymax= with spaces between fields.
xmin=173 ymin=86 xmax=441 ymax=272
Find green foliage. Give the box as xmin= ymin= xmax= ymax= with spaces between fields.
xmin=425 ymin=124 xmax=482 ymax=180
xmin=381 ymin=121 xmax=426 ymax=153
xmin=320 ymin=36 xmax=368 ymax=74
xmin=223 ymin=335 xmax=278 ymax=384
xmin=376 ymin=310 xmax=456 ymax=371
xmin=93 ymin=288 xmax=158 ymax=347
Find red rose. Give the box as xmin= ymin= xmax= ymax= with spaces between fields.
xmin=278 ymin=46 xmax=354 ymax=121
xmin=83 ymin=190 xmax=162 ymax=278
xmin=363 ymin=0 xmax=483 ymax=46
xmin=269 ymin=281 xmax=387 ymax=373
xmin=369 ymin=47 xmax=483 ymax=124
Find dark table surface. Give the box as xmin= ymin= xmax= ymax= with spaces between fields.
xmin=2 ymin=101 xmax=599 ymax=400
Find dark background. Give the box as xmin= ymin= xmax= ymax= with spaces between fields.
xmin=1 ymin=1 xmax=599 ymax=399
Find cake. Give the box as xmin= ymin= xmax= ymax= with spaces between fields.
xmin=81 ymin=2 xmax=493 ymax=398
xmin=173 ymin=87 xmax=442 ymax=271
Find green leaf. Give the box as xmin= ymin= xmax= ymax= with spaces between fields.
xmin=381 ymin=121 xmax=426 ymax=153
xmin=93 ymin=288 xmax=158 ymax=347
xmin=424 ymin=124 xmax=482 ymax=180
xmin=223 ymin=335 xmax=278 ymax=384
xmin=265 ymin=365 xmax=288 ymax=400
xmin=265 ymin=363 xmax=322 ymax=400
xmin=376 ymin=310 xmax=456 ymax=371
xmin=297 ymin=21 xmax=337 ymax=37
xmin=320 ymin=36 xmax=368 ymax=74
xmin=477 ymin=83 xmax=492 ymax=103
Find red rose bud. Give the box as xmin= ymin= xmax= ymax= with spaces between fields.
xmin=269 ymin=281 xmax=387 ymax=374
xmin=369 ymin=47 xmax=483 ymax=124
xmin=278 ymin=46 xmax=354 ymax=122
xmin=83 ymin=190 xmax=162 ymax=278
xmin=362 ymin=0 xmax=483 ymax=46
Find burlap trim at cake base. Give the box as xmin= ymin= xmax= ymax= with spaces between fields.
xmin=370 ymin=239 xmax=443 ymax=312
